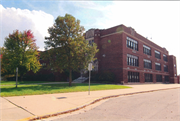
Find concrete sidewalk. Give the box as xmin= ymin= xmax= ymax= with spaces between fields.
xmin=1 ymin=84 xmax=180 ymax=121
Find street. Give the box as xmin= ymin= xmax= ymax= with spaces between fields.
xmin=48 ymin=88 xmax=180 ymax=121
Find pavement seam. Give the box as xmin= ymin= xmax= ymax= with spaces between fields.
xmin=22 ymin=87 xmax=180 ymax=121
xmin=2 ymin=97 xmax=36 ymax=116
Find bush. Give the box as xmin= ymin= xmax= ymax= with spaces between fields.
xmin=91 ymin=71 xmax=116 ymax=84
xmin=6 ymin=76 xmax=20 ymax=81
xmin=4 ymin=69 xmax=80 ymax=82
xmin=23 ymin=73 xmax=55 ymax=81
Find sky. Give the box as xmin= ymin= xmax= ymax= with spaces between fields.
xmin=0 ymin=0 xmax=180 ymax=74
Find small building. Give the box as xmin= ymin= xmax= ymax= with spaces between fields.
xmin=85 ymin=24 xmax=178 ymax=84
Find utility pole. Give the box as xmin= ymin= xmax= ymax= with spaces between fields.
xmin=16 ymin=67 xmax=18 ymax=88
xmin=88 ymin=63 xmax=92 ymax=95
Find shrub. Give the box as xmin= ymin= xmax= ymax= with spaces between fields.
xmin=91 ymin=71 xmax=116 ymax=84
xmin=24 ymin=73 xmax=56 ymax=81
xmin=6 ymin=76 xmax=20 ymax=81
xmin=5 ymin=69 xmax=80 ymax=82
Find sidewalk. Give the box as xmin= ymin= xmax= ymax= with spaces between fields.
xmin=1 ymin=84 xmax=180 ymax=121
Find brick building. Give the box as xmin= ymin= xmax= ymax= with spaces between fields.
xmin=85 ymin=24 xmax=178 ymax=84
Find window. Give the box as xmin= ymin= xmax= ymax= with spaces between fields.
xmin=155 ymin=50 xmax=161 ymax=59
xmin=155 ymin=62 xmax=161 ymax=71
xmin=126 ymin=37 xmax=138 ymax=51
xmin=127 ymin=54 xmax=139 ymax=67
xmin=164 ymin=65 xmax=168 ymax=72
xmin=165 ymin=76 xmax=169 ymax=82
xmin=143 ymin=45 xmax=151 ymax=55
xmin=144 ymin=59 xmax=152 ymax=69
xmin=156 ymin=75 xmax=162 ymax=82
xmin=163 ymin=54 xmax=168 ymax=62
xmin=128 ymin=71 xmax=139 ymax=82
xmin=41 ymin=63 xmax=46 ymax=66
xmin=93 ymin=60 xmax=98 ymax=71
xmin=89 ymin=40 xmax=94 ymax=46
xmin=144 ymin=73 xmax=153 ymax=82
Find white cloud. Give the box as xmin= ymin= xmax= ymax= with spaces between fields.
xmin=0 ymin=4 xmax=54 ymax=51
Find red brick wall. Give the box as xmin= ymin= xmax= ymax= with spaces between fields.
xmin=122 ymin=30 xmax=170 ymax=83
xmin=94 ymin=29 xmax=124 ymax=82
xmin=168 ymin=55 xmax=178 ymax=83
xmin=93 ymin=24 xmax=177 ymax=84
xmin=177 ymin=76 xmax=180 ymax=83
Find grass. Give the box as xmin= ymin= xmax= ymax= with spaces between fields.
xmin=0 ymin=83 xmax=131 ymax=97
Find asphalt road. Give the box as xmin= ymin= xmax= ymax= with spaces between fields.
xmin=46 ymin=88 xmax=180 ymax=121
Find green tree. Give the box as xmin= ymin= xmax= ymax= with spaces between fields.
xmin=0 ymin=47 xmax=6 ymax=76
xmin=2 ymin=30 xmax=41 ymax=81
xmin=44 ymin=14 xmax=98 ymax=86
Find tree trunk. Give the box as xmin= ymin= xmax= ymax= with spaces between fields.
xmin=69 ymin=69 xmax=72 ymax=86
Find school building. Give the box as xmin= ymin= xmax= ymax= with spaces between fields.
xmin=85 ymin=24 xmax=178 ymax=84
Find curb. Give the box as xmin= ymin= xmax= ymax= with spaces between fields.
xmin=19 ymin=87 xmax=180 ymax=121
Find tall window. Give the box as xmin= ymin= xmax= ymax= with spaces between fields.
xmin=127 ymin=54 xmax=139 ymax=67
xmin=126 ymin=37 xmax=138 ymax=51
xmin=163 ymin=54 xmax=168 ymax=62
xmin=144 ymin=59 xmax=152 ymax=69
xmin=144 ymin=73 xmax=153 ymax=82
xmin=128 ymin=71 xmax=139 ymax=82
xmin=156 ymin=75 xmax=162 ymax=82
xmin=155 ymin=62 xmax=161 ymax=71
xmin=155 ymin=50 xmax=161 ymax=59
xmin=89 ymin=40 xmax=94 ymax=46
xmin=165 ymin=76 xmax=169 ymax=82
xmin=164 ymin=65 xmax=168 ymax=72
xmin=143 ymin=45 xmax=151 ymax=55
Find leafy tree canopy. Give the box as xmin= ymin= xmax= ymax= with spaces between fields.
xmin=0 ymin=47 xmax=6 ymax=75
xmin=44 ymin=14 xmax=98 ymax=86
xmin=2 ymin=30 xmax=41 ymax=80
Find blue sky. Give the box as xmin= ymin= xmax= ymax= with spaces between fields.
xmin=1 ymin=0 xmax=113 ymax=29
xmin=0 ymin=0 xmax=180 ymax=74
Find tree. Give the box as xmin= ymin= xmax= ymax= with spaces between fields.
xmin=2 ymin=30 xmax=41 ymax=81
xmin=44 ymin=14 xmax=98 ymax=86
xmin=0 ymin=47 xmax=6 ymax=76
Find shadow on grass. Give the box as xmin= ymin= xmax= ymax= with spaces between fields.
xmin=0 ymin=80 xmax=54 ymax=85
xmin=1 ymin=83 xmax=101 ymax=93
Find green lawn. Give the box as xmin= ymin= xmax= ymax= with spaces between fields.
xmin=0 ymin=83 xmax=131 ymax=97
